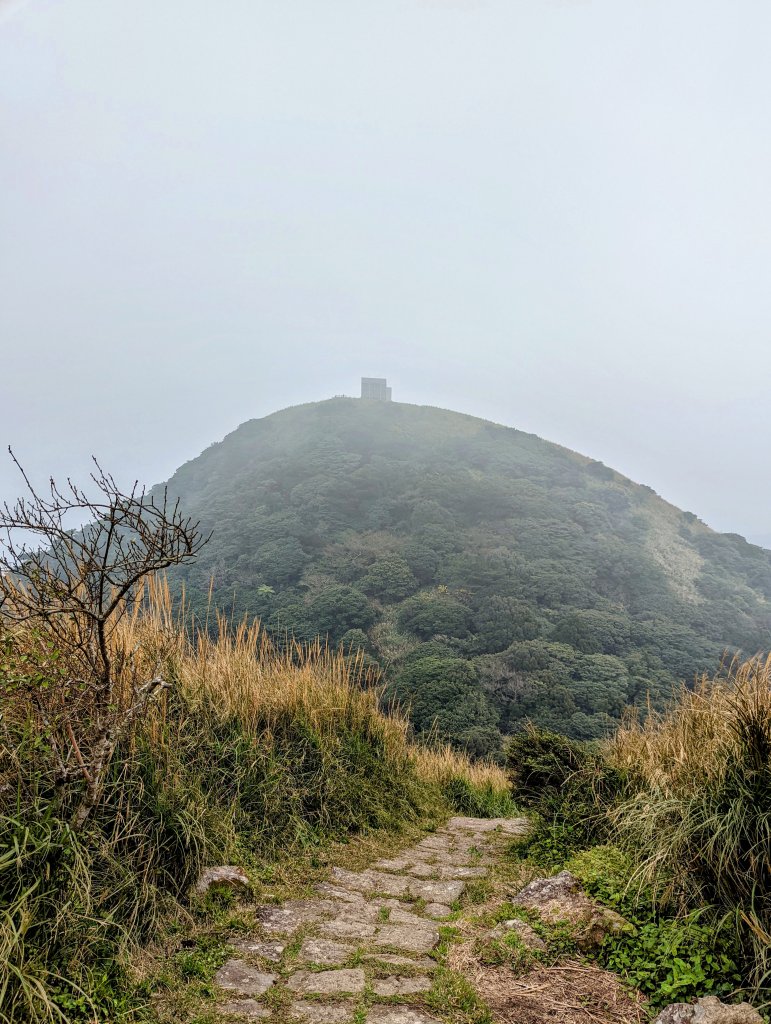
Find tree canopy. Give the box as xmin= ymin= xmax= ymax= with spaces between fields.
xmin=159 ymin=398 xmax=771 ymax=756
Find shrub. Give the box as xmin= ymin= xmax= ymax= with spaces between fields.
xmin=505 ymin=726 xmax=625 ymax=864
xmin=505 ymin=726 xmax=590 ymax=805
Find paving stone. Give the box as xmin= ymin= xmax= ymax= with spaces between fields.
xmin=373 ymin=858 xmax=410 ymax=872
xmin=220 ymin=998 xmax=272 ymax=1018
xmin=318 ymin=917 xmax=377 ymax=940
xmin=229 ymin=938 xmax=285 ymax=962
xmin=330 ymin=868 xmax=410 ymax=897
xmin=215 ymin=960 xmax=276 ymax=996
xmin=368 ymin=1007 xmax=440 ymax=1024
xmin=287 ymin=968 xmax=366 ymax=996
xmin=410 ymin=880 xmax=464 ymax=904
xmin=317 ymin=902 xmax=380 ymax=940
xmin=372 ymin=897 xmax=413 ymax=912
xmin=447 ymin=817 xmax=496 ymax=832
xmin=407 ymin=862 xmax=437 ymax=879
xmin=298 ymin=937 xmax=354 ymax=966
xmin=329 ymin=867 xmax=373 ymax=892
xmin=361 ymin=954 xmax=437 ymax=971
xmin=446 ymin=816 xmax=529 ymax=836
xmin=439 ymin=866 xmax=488 ymax=880
xmin=290 ymin=1002 xmax=357 ymax=1024
xmin=258 ymin=900 xmax=337 ymax=935
xmin=423 ymin=903 xmax=452 ymax=919
xmin=449 ymin=834 xmax=484 ymax=849
xmin=316 ymin=883 xmax=365 ymax=904
xmin=373 ymin=924 xmax=439 ymax=954
xmin=414 ymin=836 xmax=451 ymax=852
xmin=495 ymin=817 xmax=530 ymax=836
xmin=389 ymin=907 xmax=436 ymax=929
xmin=373 ymin=976 xmax=433 ymax=997
xmin=369 ymin=872 xmax=414 ymax=897
xmin=442 ymin=852 xmax=487 ymax=866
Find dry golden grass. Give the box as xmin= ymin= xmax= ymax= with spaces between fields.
xmin=410 ymin=739 xmax=510 ymax=794
xmin=113 ymin=576 xmax=510 ymax=797
xmin=606 ymin=654 xmax=771 ymax=798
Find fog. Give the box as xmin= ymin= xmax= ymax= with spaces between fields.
xmin=2 ymin=0 xmax=770 ymax=543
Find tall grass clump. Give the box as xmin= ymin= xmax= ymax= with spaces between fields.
xmin=1 ymin=579 xmax=511 ymax=1023
xmin=411 ymin=741 xmax=514 ymax=817
xmin=607 ymin=655 xmax=771 ymax=994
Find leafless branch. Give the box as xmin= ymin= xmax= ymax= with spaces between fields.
xmin=0 ymin=451 xmax=209 ymax=828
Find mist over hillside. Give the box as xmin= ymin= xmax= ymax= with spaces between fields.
xmin=160 ymin=398 xmax=771 ymax=756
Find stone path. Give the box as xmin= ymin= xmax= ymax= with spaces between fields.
xmin=214 ymin=816 xmax=528 ymax=1024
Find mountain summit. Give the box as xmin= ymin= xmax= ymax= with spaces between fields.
xmin=162 ymin=398 xmax=771 ymax=754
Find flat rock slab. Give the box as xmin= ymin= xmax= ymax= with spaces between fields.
xmin=258 ymin=900 xmax=337 ymax=935
xmin=389 ymin=907 xmax=437 ymax=929
xmin=298 ymin=938 xmax=354 ymax=966
xmin=373 ymin=976 xmax=433 ymax=997
xmin=317 ymin=904 xmax=379 ymax=940
xmin=412 ymin=836 xmax=451 ymax=852
xmin=220 ymin=998 xmax=271 ymax=1018
xmin=439 ymin=866 xmax=487 ymax=880
xmin=290 ymin=1002 xmax=357 ymax=1024
xmin=361 ymin=954 xmax=437 ymax=971
xmin=424 ymin=903 xmax=452 ymax=919
xmin=215 ymin=961 xmax=276 ymax=997
xmin=287 ymin=968 xmax=366 ymax=996
xmin=495 ymin=817 xmax=530 ymax=836
xmin=330 ymin=868 xmax=410 ymax=898
xmin=411 ymin=880 xmax=464 ymax=904
xmin=316 ymin=883 xmax=365 ymax=904
xmin=229 ymin=938 xmax=285 ymax=962
xmin=368 ymin=1007 xmax=440 ymax=1024
xmin=407 ymin=862 xmax=437 ymax=878
xmin=373 ymin=858 xmax=410 ymax=872
xmin=447 ymin=817 xmax=501 ymax=832
xmin=442 ymin=852 xmax=489 ymax=866
xmin=374 ymin=924 xmax=439 ymax=954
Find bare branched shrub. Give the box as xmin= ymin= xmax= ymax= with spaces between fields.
xmin=0 ymin=452 xmax=208 ymax=828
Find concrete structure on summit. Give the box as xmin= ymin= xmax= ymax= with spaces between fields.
xmin=361 ymin=377 xmax=392 ymax=401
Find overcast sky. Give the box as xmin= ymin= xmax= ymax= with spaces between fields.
xmin=2 ymin=0 xmax=771 ymax=543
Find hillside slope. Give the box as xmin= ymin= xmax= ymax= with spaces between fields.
xmin=161 ymin=399 xmax=771 ymax=753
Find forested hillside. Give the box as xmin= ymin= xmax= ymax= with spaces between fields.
xmin=161 ymin=399 xmax=771 ymax=755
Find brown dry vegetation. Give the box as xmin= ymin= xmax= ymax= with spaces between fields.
xmin=461 ymin=959 xmax=646 ymax=1024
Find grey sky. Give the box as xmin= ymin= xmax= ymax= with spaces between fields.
xmin=2 ymin=0 xmax=770 ymax=542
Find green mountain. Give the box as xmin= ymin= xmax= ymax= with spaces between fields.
xmin=161 ymin=398 xmax=771 ymax=756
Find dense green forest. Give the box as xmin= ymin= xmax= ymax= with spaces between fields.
xmin=160 ymin=399 xmax=771 ymax=756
